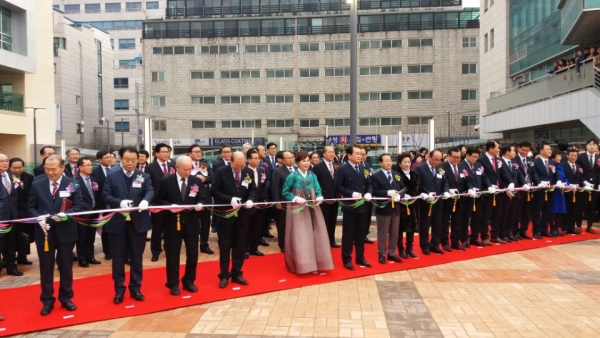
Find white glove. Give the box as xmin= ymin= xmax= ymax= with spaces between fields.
xmin=231 ymin=197 xmax=242 ymax=208
xmin=292 ymin=196 xmax=306 ymax=204
xmin=38 ymin=221 xmax=50 ymax=231
xmin=393 ymin=195 xmax=400 ymax=202
xmin=487 ymin=187 xmax=497 ymax=194
xmin=194 ymin=203 xmax=203 ymax=211
xmin=419 ymin=193 xmax=428 ymax=200
xmin=538 ymin=181 xmax=549 ymax=188
xmin=138 ymin=200 xmax=149 ymax=211
xmin=449 ymin=189 xmax=458 ymax=196
xmin=120 ymin=200 xmax=133 ymax=208
xmin=522 ymin=184 xmax=531 ymax=191
xmin=52 ymin=212 xmax=67 ymax=222
xmin=442 ymin=192 xmax=452 ymax=199
xmin=315 ymin=196 xmax=324 ymax=205
xmin=404 ymin=194 xmax=412 ymax=200
xmin=468 ymin=189 xmax=477 ymax=198
xmin=352 ymin=192 xmax=362 ymax=199
xmin=508 ymin=183 xmax=515 ymax=191
xmin=170 ymin=204 xmax=179 ymax=213
xmin=427 ymin=192 xmax=436 ymax=201
xmin=364 ymin=193 xmax=372 ymax=202
xmin=387 ymin=190 xmax=397 ymax=197
xmin=556 ymin=181 xmax=564 ymax=188
xmin=244 ymin=200 xmax=253 ymax=209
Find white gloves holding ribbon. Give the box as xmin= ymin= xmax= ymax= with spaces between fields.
xmin=387 ymin=190 xmax=397 ymax=197
xmin=555 ymin=181 xmax=565 ymax=188
xmin=138 ymin=200 xmax=149 ymax=211
xmin=419 ymin=193 xmax=429 ymax=200
xmin=508 ymin=183 xmax=515 ymax=191
xmin=292 ymin=196 xmax=306 ymax=204
xmin=522 ymin=184 xmax=531 ymax=191
xmin=244 ymin=200 xmax=254 ymax=209
xmin=194 ymin=203 xmax=203 ymax=211
xmin=51 ymin=212 xmax=66 ymax=222
xmin=393 ymin=194 xmax=400 ymax=202
xmin=442 ymin=192 xmax=452 ymax=199
xmin=468 ymin=189 xmax=477 ymax=198
xmin=231 ymin=197 xmax=242 ymax=208
xmin=363 ymin=193 xmax=372 ymax=202
xmin=38 ymin=221 xmax=50 ymax=231
xmin=538 ymin=181 xmax=550 ymax=188
xmin=170 ymin=204 xmax=179 ymax=213
xmin=315 ymin=196 xmax=324 ymax=205
xmin=488 ymin=185 xmax=498 ymax=194
xmin=120 ymin=200 xmax=133 ymax=209
xmin=449 ymin=189 xmax=458 ymax=196
xmin=352 ymin=192 xmax=362 ymax=199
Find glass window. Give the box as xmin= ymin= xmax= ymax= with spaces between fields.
xmin=461 ymin=90 xmax=477 ymax=100
xmin=115 ymin=121 xmax=130 ymax=132
xmin=151 ymin=71 xmax=166 ymax=82
xmin=64 ymin=4 xmax=80 ymax=13
xmin=152 ymin=96 xmax=166 ymax=107
xmin=126 ymin=2 xmax=142 ymax=11
xmin=85 ymin=4 xmax=101 ymax=12
xmin=146 ymin=1 xmax=159 ymax=9
xmin=153 ymin=120 xmax=167 ymax=131
xmin=300 ymin=119 xmax=319 ymax=127
xmin=300 ymin=94 xmax=319 ymax=102
xmin=118 ymin=39 xmax=135 ymax=49
xmin=105 ymin=3 xmax=121 ymax=12
xmin=114 ymin=99 xmax=129 ymax=110
xmin=114 ymin=78 xmax=129 ymax=88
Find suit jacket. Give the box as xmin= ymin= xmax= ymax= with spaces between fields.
xmin=0 ymin=170 xmax=26 ymax=220
xmin=210 ymin=166 xmax=257 ymax=211
xmin=28 ymin=176 xmax=85 ymax=245
xmin=334 ymin=162 xmax=373 ymax=214
xmin=20 ymin=171 xmax=34 ymax=204
xmin=211 ymin=158 xmax=229 ymax=173
xmin=414 ymin=162 xmax=449 ymax=195
xmin=371 ymin=169 xmax=404 ymax=216
xmin=192 ymin=159 xmax=214 ymax=204
xmin=33 ymin=164 xmax=45 ymax=177
xmin=533 ymin=157 xmax=561 ymax=184
xmin=458 ymin=160 xmax=491 ymax=191
xmin=0 ymin=185 xmax=6 ymax=236
xmin=515 ymin=155 xmax=540 ymax=186
xmin=157 ymin=174 xmax=204 ymax=237
xmin=313 ymin=161 xmax=336 ymax=199
xmin=500 ymin=158 xmax=525 ymax=187
xmin=75 ymin=175 xmax=102 ymax=220
xmin=145 ymin=160 xmax=175 ymax=203
xmin=576 ymin=152 xmax=600 ymax=186
xmin=63 ymin=163 xmax=79 ymax=178
xmin=477 ymin=154 xmax=512 ymax=188
xmin=563 ymin=161 xmax=584 ymax=187
xmin=102 ymin=169 xmax=154 ymax=234
xmin=271 ymin=165 xmax=292 ymax=202
xmin=441 ymin=162 xmax=469 ymax=192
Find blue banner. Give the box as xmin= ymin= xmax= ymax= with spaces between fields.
xmin=211 ymin=137 xmax=265 ymax=146
xmin=327 ymin=135 xmax=381 ymax=145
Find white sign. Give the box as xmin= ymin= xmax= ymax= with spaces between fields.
xmin=384 ymin=134 xmax=428 ymax=147
xmin=152 ymin=138 xmax=210 ymax=146
xmin=55 ymin=104 xmax=61 ymax=133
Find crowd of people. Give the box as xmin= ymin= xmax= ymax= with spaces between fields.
xmin=547 ymin=46 xmax=600 ymax=75
xmin=0 ymin=138 xmax=599 ymax=319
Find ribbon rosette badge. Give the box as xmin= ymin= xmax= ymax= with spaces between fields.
xmin=135 ymin=175 xmax=144 ymax=183
xmin=190 ymin=185 xmax=199 ymax=195
xmin=170 ymin=167 xmax=176 ymax=174
xmin=66 ymin=182 xmax=78 ymax=193
xmin=512 ymin=163 xmax=519 ymax=170
xmin=11 ymin=175 xmax=19 ymax=184
xmin=438 ymin=168 xmax=445 ymax=174
xmin=597 ymin=159 xmax=600 ymax=166
xmin=528 ymin=161 xmax=535 ymax=167
xmin=578 ymin=167 xmax=584 ymax=173
xmin=200 ymin=165 xmax=207 ymax=171
xmin=461 ymin=169 xmax=468 ymax=177
xmin=549 ymin=165 xmax=555 ymax=172
xmin=244 ymin=174 xmax=252 ymax=183
xmin=91 ymin=182 xmax=99 ymax=191
xmin=394 ymin=175 xmax=401 ymax=181
xmin=334 ymin=165 xmax=339 ymax=171
xmin=363 ymin=169 xmax=369 ymax=178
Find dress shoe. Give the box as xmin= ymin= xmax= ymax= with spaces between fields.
xmin=550 ymin=229 xmax=560 ymax=237
xmin=330 ymin=242 xmax=341 ymax=248
xmin=587 ymin=228 xmax=597 ymax=234
xmin=567 ymin=230 xmax=581 ymax=235
xmin=219 ymin=278 xmax=228 ymax=288
xmin=17 ymin=258 xmax=33 ymax=265
xmin=520 ymin=233 xmax=533 ymax=240
xmin=40 ymin=304 xmax=54 ymax=316
xmin=244 ymin=252 xmax=250 ymax=259
xmin=200 ymin=245 xmax=214 ymax=254
xmin=231 ymin=276 xmax=249 ymax=285
xmin=78 ymin=261 xmax=89 ymax=268
xmin=104 ymin=254 xmax=112 ymax=260
xmin=6 ymin=268 xmax=23 ymax=276
xmin=442 ymin=244 xmax=452 ymax=252
xmin=430 ymin=247 xmax=444 ymax=254
xmin=490 ymin=238 xmax=507 ymax=244
xmin=481 ymin=239 xmax=492 ymax=246
xmin=574 ymin=227 xmax=582 ymax=234
xmin=151 ymin=255 xmax=159 ymax=262
xmin=513 ymin=235 xmax=522 ymax=241
xmin=470 ymin=239 xmax=484 ymax=247
xmin=183 ymin=283 xmax=198 ymax=293
xmin=130 ymin=291 xmax=145 ymax=301
xmin=504 ymin=237 xmax=513 ymax=243
xmin=125 ymin=259 xmax=131 ymax=266
xmin=387 ymin=255 xmax=403 ymax=263
xmin=113 ymin=293 xmax=124 ymax=304
xmin=263 ymin=232 xmax=275 ymax=238
xmin=422 ymin=250 xmax=431 ymax=255
xmin=462 ymin=242 xmax=471 ymax=248
xmin=451 ymin=244 xmax=465 ymax=251
xmin=0 ymin=315 xmax=3 ymax=321
xmin=540 ymin=231 xmax=555 ymax=238
xmin=170 ymin=287 xmax=180 ymax=296
xmin=61 ymin=301 xmax=76 ymax=311
xmin=407 ymin=250 xmax=418 ymax=258
xmin=378 ymin=255 xmax=386 ymax=264
xmin=533 ymin=233 xmax=542 ymax=239
xmin=259 ymin=239 xmax=269 ymax=246
xmin=364 ymin=237 xmax=374 ymax=244
xmin=87 ymin=258 xmax=101 ymax=265
xmin=249 ymin=250 xmax=264 ymax=256
xmin=399 ymin=250 xmax=408 ymax=259
xmin=343 ymin=261 xmax=355 ymax=270
xmin=356 ymin=259 xmax=372 ymax=267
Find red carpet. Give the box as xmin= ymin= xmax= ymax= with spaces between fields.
xmin=0 ymin=231 xmax=597 ymax=336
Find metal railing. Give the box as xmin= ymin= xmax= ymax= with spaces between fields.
xmin=595 ymin=66 xmax=600 ymax=89
xmin=0 ymin=91 xmax=24 ymax=113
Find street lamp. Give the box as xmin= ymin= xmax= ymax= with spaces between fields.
xmin=347 ymin=0 xmax=358 ymax=144
xmin=24 ymin=107 xmax=46 ymax=166
xmin=102 ymin=117 xmax=110 ymax=152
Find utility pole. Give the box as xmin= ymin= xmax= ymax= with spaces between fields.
xmin=447 ymin=111 xmax=450 ymax=142
xmin=135 ymin=82 xmax=140 ymax=150
xmin=349 ymin=0 xmax=358 ymax=144
xmin=121 ymin=117 xmax=125 ymax=147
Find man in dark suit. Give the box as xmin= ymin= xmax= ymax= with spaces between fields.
xmin=9 ymin=157 xmax=35 ymax=265
xmin=92 ymin=150 xmax=113 ymax=260
xmin=63 ymin=148 xmax=81 ymax=178
xmin=270 ymin=151 xmax=295 ymax=252
xmin=188 ymin=144 xmax=214 ymax=254
xmin=0 ymin=153 xmax=26 ymax=275
xmin=137 ymin=150 xmax=150 ymax=172
xmin=28 ymin=155 xmax=84 ymax=315
xmin=210 ymin=145 xmax=233 ymax=234
xmin=414 ymin=149 xmax=450 ymax=255
xmin=334 ymin=145 xmax=373 ymax=270
xmin=245 ymin=149 xmax=269 ymax=257
xmin=74 ymin=157 xmax=102 ymax=267
xmin=459 ymin=147 xmax=491 ymax=247
xmin=514 ymin=142 xmax=539 ymax=239
xmin=498 ymin=144 xmax=525 ymax=242
xmin=33 ymin=146 xmax=56 ymax=177
xmin=0 ymin=179 xmax=6 ymax=280
xmin=157 ymin=155 xmax=204 ymax=296
xmin=211 ymin=151 xmax=257 ymax=289
xmin=145 ymin=143 xmax=175 ymax=262
xmin=564 ymin=148 xmax=585 ymax=234
xmin=531 ymin=142 xmax=562 ymax=239
xmin=476 ymin=140 xmax=511 ymax=244
xmin=102 ymin=147 xmax=154 ymax=304
xmin=265 ymin=142 xmax=278 ymax=175
xmin=440 ymin=148 xmax=468 ymax=251
xmin=576 ymin=139 xmax=599 ymax=234
xmin=313 ymin=146 xmax=340 ymax=247
xmin=359 ymin=147 xmax=375 ymax=244
xmin=371 ymin=153 xmax=405 ymax=264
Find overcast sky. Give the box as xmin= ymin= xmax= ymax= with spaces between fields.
xmin=463 ymin=0 xmax=480 ymax=7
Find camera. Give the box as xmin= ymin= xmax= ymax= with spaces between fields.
xmin=474 ymin=124 xmax=480 ymax=132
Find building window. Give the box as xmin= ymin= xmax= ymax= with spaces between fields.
xmin=154 ymin=46 xmax=195 ymax=54
xmin=407 ymin=116 xmax=432 ymax=125
xmin=382 ymin=39 xmax=402 ymax=48
xmin=266 ymin=69 xmax=293 ymax=78
xmin=221 ymin=120 xmax=260 ymax=128
xmin=76 ymin=123 xmax=82 ymax=134
xmin=53 ymin=37 xmax=66 ymax=56
xmin=146 ymin=1 xmax=159 ymax=9
xmin=201 ymin=45 xmax=237 ymax=54
xmin=245 ymin=44 xmax=293 ymax=53
xmin=126 ymin=2 xmax=142 ymax=11
xmin=462 ymin=37 xmax=477 ymax=47
xmin=191 ymin=96 xmax=216 ymax=104
xmin=105 ymin=3 xmax=121 ymax=12
xmin=461 ymin=90 xmax=477 ymax=100
xmin=360 ymin=40 xmax=381 ymax=49
xmin=484 ymin=0 xmax=488 ymax=11
xmin=114 ymin=99 xmax=130 ymax=110
xmin=325 ymin=119 xmax=350 ymax=127
xmin=359 ymin=92 xmax=402 ymax=101
xmin=484 ymin=34 xmax=488 ymax=52
xmin=153 ymin=120 xmax=167 ymax=131
xmin=221 ymin=70 xmax=260 ymax=79
xmin=221 ymin=96 xmax=260 ymax=104
xmin=407 ymin=91 xmax=433 ymax=100
xmin=64 ymin=4 xmax=80 ymax=13
xmin=300 ymin=119 xmax=319 ymax=127
xmin=490 ymin=29 xmax=495 ymax=49
xmin=115 ymin=121 xmax=130 ymax=132
xmin=360 ymin=66 xmax=402 ymax=75
xmin=114 ymin=78 xmax=129 ymax=88
xmin=325 ymin=68 xmax=350 ymax=76
xmin=325 ymin=93 xmax=350 ymax=102
xmin=191 ymin=71 xmax=215 ymax=79
xmin=462 ymin=64 xmax=477 ymax=74
xmin=267 ymin=119 xmax=294 ymax=128
xmin=76 ymin=95 xmax=81 ymax=106
xmin=408 ymin=38 xmax=433 ymax=47
xmin=119 ymin=60 xmax=137 ymax=68
xmin=191 ymin=120 xmax=216 ymax=128
xmin=299 ymin=69 xmax=319 ymax=77
xmin=266 ymin=95 xmax=294 ymax=103
xmin=407 ymin=65 xmax=433 ymax=73
xmin=110 ymin=39 xmax=114 ymax=49
xmin=85 ymin=3 xmax=101 ymax=13
xmin=118 ymin=39 xmax=135 ymax=49
xmin=299 ymin=94 xmax=320 ymax=103
xmin=152 ymin=96 xmax=166 ymax=107
xmin=461 ymin=115 xmax=478 ymax=126
xmin=299 ymin=43 xmax=319 ymax=51
xmin=359 ymin=117 xmax=402 ymax=126
xmin=151 ymin=71 xmax=166 ymax=82
xmin=325 ymin=42 xmax=350 ymax=50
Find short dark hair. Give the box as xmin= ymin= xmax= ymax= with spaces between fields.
xmin=276 ymin=151 xmax=285 ymax=160
xmin=154 ymin=143 xmax=170 ymax=154
xmin=466 ymin=147 xmax=480 ymax=156
xmin=77 ymin=157 xmax=92 ymax=167
xmin=517 ymin=141 xmax=532 ymax=149
xmin=485 ymin=140 xmax=498 ymax=151
xmin=447 ymin=147 xmax=460 ymax=156
xmin=557 ymin=142 xmax=569 ymax=151
xmin=345 ymin=144 xmax=360 ymax=155
xmin=246 ymin=149 xmax=259 ymax=159
xmin=119 ymin=146 xmax=139 ymax=158
xmin=586 ymin=139 xmax=598 ymax=146
xmin=310 ymin=152 xmax=319 ymax=159
xmin=409 ymin=150 xmax=417 ymax=157
xmin=538 ymin=141 xmax=550 ymax=151
xmin=139 ymin=150 xmax=150 ymax=158
xmin=378 ymin=153 xmax=392 ymax=163
xmin=96 ymin=150 xmax=109 ymax=160
xmin=567 ymin=148 xmax=579 ymax=155
xmin=40 ymin=146 xmax=54 ymax=156
xmin=457 ymin=144 xmax=466 ymax=150
xmin=220 ymin=145 xmax=232 ymax=153
xmin=551 ymin=149 xmax=562 ymax=160
xmin=65 ymin=147 xmax=80 ymax=156
xmin=397 ymin=152 xmax=411 ymax=164
xmin=429 ymin=149 xmax=443 ymax=158
xmin=500 ymin=145 xmax=513 ymax=156
xmin=295 ymin=150 xmax=309 ymax=163
xmin=9 ymin=157 xmax=24 ymax=167
xmin=266 ymin=142 xmax=277 ymax=150
xmin=418 ymin=147 xmax=428 ymax=153
xmin=187 ymin=144 xmax=201 ymax=154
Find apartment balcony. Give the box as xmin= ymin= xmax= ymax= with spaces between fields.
xmin=0 ymin=91 xmax=24 ymax=113
xmin=561 ymin=0 xmax=600 ymax=45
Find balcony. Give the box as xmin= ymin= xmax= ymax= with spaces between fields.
xmin=0 ymin=91 xmax=24 ymax=113
xmin=561 ymin=0 xmax=600 ymax=45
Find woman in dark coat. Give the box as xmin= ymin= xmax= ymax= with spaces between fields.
xmin=396 ymin=153 xmax=420 ymax=259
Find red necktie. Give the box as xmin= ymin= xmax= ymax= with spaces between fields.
xmin=51 ymin=181 xmax=59 ymax=199
xmin=162 ymin=163 xmax=168 ymax=176
xmin=235 ymin=172 xmax=240 ymax=187
xmin=491 ymin=157 xmax=499 ymax=185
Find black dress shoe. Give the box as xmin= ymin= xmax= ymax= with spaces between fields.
xmin=378 ymin=255 xmax=386 ymax=264
xmin=249 ymin=250 xmax=264 ymax=256
xmin=408 ymin=250 xmax=418 ymax=258
xmin=451 ymin=244 xmax=465 ymax=251
xmin=399 ymin=250 xmax=408 ymax=259
xmin=17 ymin=258 xmax=33 ymax=265
xmin=151 ymin=255 xmax=159 ymax=262
xmin=104 ymin=254 xmax=112 ymax=260
xmin=183 ymin=283 xmax=198 ymax=293
xmin=61 ymin=301 xmax=76 ymax=311
xmin=462 ymin=242 xmax=471 ymax=248
xmin=504 ymin=237 xmax=513 ymax=243
xmin=387 ymin=255 xmax=403 ymax=263
xmin=125 ymin=259 xmax=131 ymax=266
xmin=587 ymin=228 xmax=597 ymax=234
xmin=364 ymin=237 xmax=374 ymax=244
xmin=7 ymin=268 xmax=23 ymax=276
xmin=343 ymin=262 xmax=355 ymax=270
xmin=469 ymin=239 xmax=484 ymax=247
xmin=78 ymin=262 xmax=89 ymax=268
xmin=130 ymin=291 xmax=145 ymax=301
xmin=431 ymin=247 xmax=444 ymax=254
xmin=170 ymin=287 xmax=180 ymax=296
xmin=259 ymin=239 xmax=269 ymax=246
xmin=263 ymin=232 xmax=275 ymax=238
xmin=520 ymin=233 xmax=533 ymax=240
xmin=40 ymin=304 xmax=54 ymax=316
xmin=513 ymin=235 xmax=522 ymax=241
xmin=88 ymin=258 xmax=101 ymax=265
xmin=442 ymin=245 xmax=452 ymax=252
xmin=422 ymin=250 xmax=431 ymax=255
xmin=200 ymin=246 xmax=214 ymax=254
xmin=330 ymin=242 xmax=341 ymax=248
xmin=219 ymin=278 xmax=228 ymax=288
xmin=114 ymin=293 xmax=124 ymax=304
xmin=541 ymin=231 xmax=555 ymax=238
xmin=231 ymin=276 xmax=249 ymax=285
xmin=533 ymin=233 xmax=542 ymax=239
xmin=356 ymin=259 xmax=372 ymax=267
xmin=245 ymin=252 xmax=250 ymax=259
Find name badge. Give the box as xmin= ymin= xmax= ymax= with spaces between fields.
xmin=476 ymin=171 xmax=482 ymax=176
xmin=497 ymin=163 xmax=502 ymax=168
xmin=189 ymin=192 xmax=197 ymax=197
xmin=459 ymin=173 xmax=465 ymax=178
xmin=241 ymin=181 xmax=249 ymax=188
xmin=436 ymin=173 xmax=443 ymax=179
xmin=132 ymin=182 xmax=142 ymax=188
xmin=199 ymin=169 xmax=208 ymax=176
xmin=59 ymin=191 xmax=71 ymax=198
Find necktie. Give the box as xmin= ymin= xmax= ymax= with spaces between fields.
xmin=289 ymin=167 xmax=294 ymax=173
xmin=328 ymin=162 xmax=334 ymax=179
xmin=508 ymin=160 xmax=512 ymax=173
xmin=470 ymin=164 xmax=474 ymax=171
xmin=491 ymin=157 xmax=497 ymax=172
xmin=252 ymin=168 xmax=258 ymax=186
xmin=355 ymin=165 xmax=360 ymax=176
xmin=544 ymin=159 xmax=549 ymax=174
xmin=162 ymin=163 xmax=168 ymax=176
xmin=140 ymin=165 xmax=145 ymax=172
xmin=195 ymin=162 xmax=199 ymax=170
xmin=235 ymin=171 xmax=240 ymax=187
xmin=126 ymin=171 xmax=132 ymax=178
xmin=387 ymin=172 xmax=392 ymax=185
xmin=2 ymin=174 xmax=11 ymax=194
xmin=431 ymin=166 xmax=436 ymax=177
xmin=73 ymin=165 xmax=79 ymax=177
xmin=271 ymin=156 xmax=275 ymax=167
xmin=590 ymin=155 xmax=593 ymax=166
xmin=51 ymin=181 xmax=58 ymax=199
xmin=453 ymin=165 xmax=459 ymax=181
xmin=86 ymin=177 xmax=95 ymax=207
xmin=104 ymin=167 xmax=108 ymax=176
xmin=523 ymin=159 xmax=530 ymax=183
xmin=180 ymin=178 xmax=187 ymax=200
xmin=572 ymin=164 xmax=576 ymax=173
